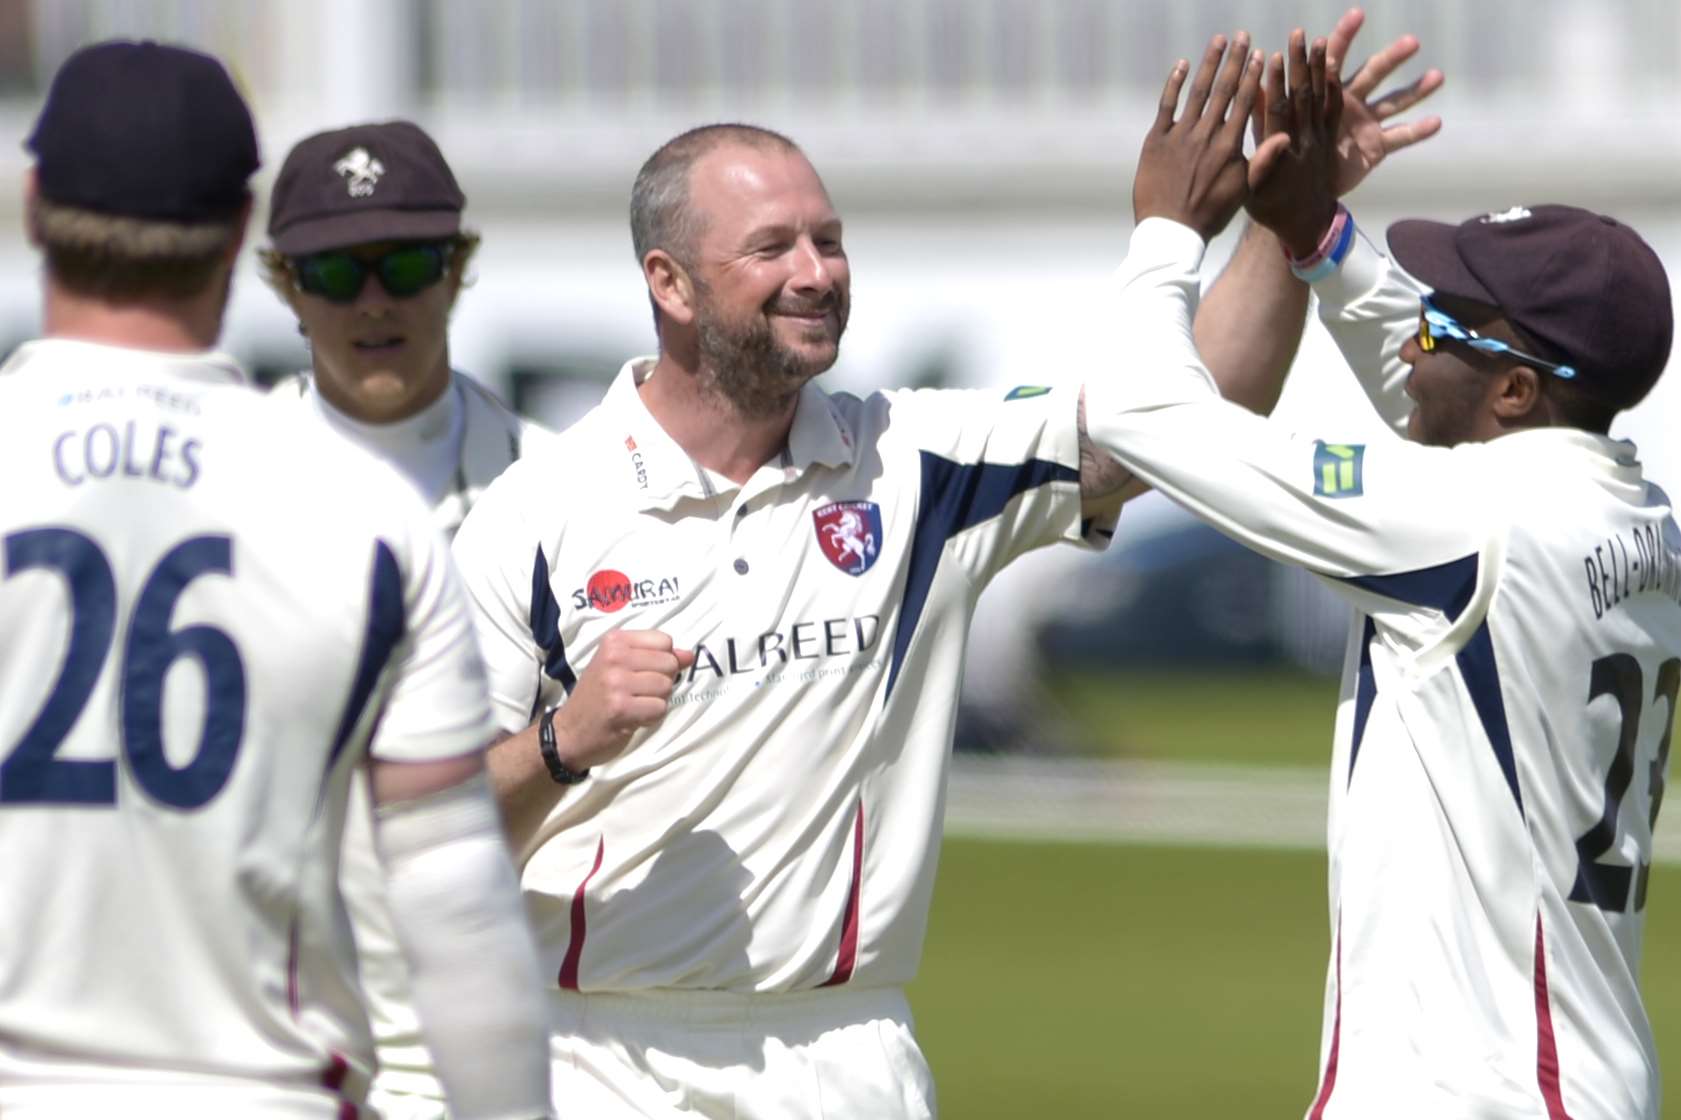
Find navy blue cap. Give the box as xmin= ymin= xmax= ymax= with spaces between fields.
xmin=27 ymin=40 xmax=259 ymax=222
xmin=1389 ymin=205 xmax=1674 ymax=410
xmin=268 ymin=121 xmax=464 ymax=255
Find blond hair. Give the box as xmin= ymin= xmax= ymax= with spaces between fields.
xmin=31 ymin=194 xmax=244 ymax=301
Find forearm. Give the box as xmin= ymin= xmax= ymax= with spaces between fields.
xmin=1192 ymin=221 xmax=1309 ymax=416
xmin=376 ymin=774 xmax=552 ymax=1120
xmin=486 ymin=721 xmax=565 ymax=853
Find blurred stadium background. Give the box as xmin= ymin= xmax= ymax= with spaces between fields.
xmin=0 ymin=2 xmax=1677 ymax=1115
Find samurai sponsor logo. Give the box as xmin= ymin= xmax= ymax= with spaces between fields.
xmin=571 ymin=567 xmax=681 ymax=613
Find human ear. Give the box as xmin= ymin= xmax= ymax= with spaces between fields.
xmin=1492 ymin=365 xmax=1543 ymax=421
xmin=645 ymin=250 xmax=697 ymax=327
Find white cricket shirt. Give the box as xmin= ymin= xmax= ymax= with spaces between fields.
xmin=453 ymin=358 xmax=1097 ymax=994
xmin=1087 ymin=218 xmax=1679 ymax=1120
xmin=275 ymin=371 xmax=552 ymax=1112
xmin=0 ymin=339 xmax=494 ymax=1116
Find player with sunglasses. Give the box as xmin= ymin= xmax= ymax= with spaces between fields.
xmin=260 ymin=120 xmax=553 ymax=1120
xmin=1097 ymin=26 xmax=1676 ymax=1119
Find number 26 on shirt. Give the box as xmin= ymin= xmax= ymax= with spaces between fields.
xmin=0 ymin=526 xmax=245 ymax=809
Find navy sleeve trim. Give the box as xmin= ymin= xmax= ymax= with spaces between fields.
xmin=886 ymin=452 xmax=1078 ymax=699
xmin=1339 ymin=554 xmax=1521 ymax=812
xmin=321 ymin=541 xmax=406 ymax=803
xmin=529 ymin=543 xmax=577 ymax=696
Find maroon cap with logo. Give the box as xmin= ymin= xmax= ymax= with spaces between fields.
xmin=1387 ymin=205 xmax=1673 ymax=410
xmin=267 ymin=120 xmax=464 ymax=255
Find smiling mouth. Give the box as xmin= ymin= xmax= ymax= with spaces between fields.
xmin=352 ymin=337 xmax=405 ymax=352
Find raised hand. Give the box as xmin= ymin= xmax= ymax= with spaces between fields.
xmin=1245 ymin=11 xmax=1443 ymax=200
xmin=1245 ymin=31 xmax=1342 ymax=258
xmin=1133 ymin=33 xmax=1268 ymax=243
xmin=550 ymin=629 xmax=696 ymax=771
xmin=1327 ymin=7 xmax=1444 ymax=196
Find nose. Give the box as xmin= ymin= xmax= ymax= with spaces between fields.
xmin=353 ymin=277 xmax=397 ymax=316
xmin=789 ymin=235 xmax=836 ymax=296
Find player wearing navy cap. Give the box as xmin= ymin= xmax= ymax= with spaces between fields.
xmin=0 ymin=41 xmax=551 ymax=1120
xmin=1093 ymin=29 xmax=1676 ymax=1119
xmin=258 ymin=120 xmax=553 ymax=1120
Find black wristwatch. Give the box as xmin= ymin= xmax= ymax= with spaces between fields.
xmin=537 ymin=705 xmax=591 ymax=785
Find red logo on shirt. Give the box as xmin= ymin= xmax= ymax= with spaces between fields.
xmin=572 ymin=569 xmax=683 ymax=613
xmin=813 ymin=501 xmax=883 ymax=576
xmin=585 ymin=569 xmax=634 ymax=613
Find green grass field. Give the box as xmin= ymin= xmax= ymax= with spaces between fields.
xmin=919 ymin=665 xmax=1681 ymax=1117
xmin=913 ymin=837 xmax=1681 ymax=1118
xmin=1044 ymin=668 xmax=1341 ymax=767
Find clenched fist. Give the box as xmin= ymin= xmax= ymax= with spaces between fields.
xmin=549 ymin=629 xmax=696 ymax=771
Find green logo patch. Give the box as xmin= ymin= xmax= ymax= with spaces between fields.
xmin=1004 ymin=385 xmax=1051 ymax=401
xmin=1313 ymin=441 xmax=1365 ymax=498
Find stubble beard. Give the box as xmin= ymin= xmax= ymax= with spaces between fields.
xmin=694 ymin=288 xmax=848 ymax=422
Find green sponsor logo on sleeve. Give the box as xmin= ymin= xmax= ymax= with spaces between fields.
xmin=1004 ymin=385 xmax=1051 ymax=401
xmin=1313 ymin=441 xmax=1365 ymax=498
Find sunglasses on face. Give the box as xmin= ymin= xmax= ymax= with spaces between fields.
xmin=1416 ymin=294 xmax=1577 ymax=379
xmin=292 ymin=242 xmax=454 ymax=304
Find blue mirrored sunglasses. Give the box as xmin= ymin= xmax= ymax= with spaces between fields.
xmin=1417 ymin=294 xmax=1576 ymax=379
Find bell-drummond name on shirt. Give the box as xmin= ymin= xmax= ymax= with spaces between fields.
xmin=1584 ymin=523 xmax=1681 ymax=620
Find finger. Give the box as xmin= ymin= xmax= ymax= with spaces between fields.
xmin=1201 ymin=31 xmax=1250 ymax=130
xmin=1347 ymin=34 xmax=1419 ymax=100
xmin=615 ymin=694 xmax=674 ymax=729
xmin=1154 ymin=57 xmax=1190 ymax=131
xmin=1223 ymin=49 xmax=1265 ymax=146
xmin=1325 ymin=6 xmax=1364 ymax=79
xmin=1367 ymin=69 xmax=1444 ymax=119
xmin=1183 ymin=35 xmax=1229 ymax=123
xmin=1247 ymin=131 xmax=1292 ymax=191
xmin=623 ymin=669 xmax=684 ymax=698
xmin=1287 ymin=29 xmax=1310 ymax=123
xmin=1380 ymin=114 xmax=1443 ymax=153
xmin=1323 ymin=66 xmax=1344 ymax=137
xmin=1309 ymin=36 xmax=1328 ymax=111
xmin=621 ymin=649 xmax=690 ymax=678
xmin=1263 ymin=51 xmax=1288 ymax=136
xmin=612 ymin=628 xmax=680 ymax=652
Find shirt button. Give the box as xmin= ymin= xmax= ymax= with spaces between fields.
xmin=733 ymin=558 xmax=749 ymax=575
xmin=736 ymin=504 xmax=748 ymax=518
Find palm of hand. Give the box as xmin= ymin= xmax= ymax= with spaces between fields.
xmin=1334 ymin=94 xmax=1391 ymax=195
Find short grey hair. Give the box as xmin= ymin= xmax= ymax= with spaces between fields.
xmin=629 ymin=123 xmax=801 ymax=269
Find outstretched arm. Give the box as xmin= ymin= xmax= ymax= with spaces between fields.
xmin=1193 ymin=8 xmax=1443 ymax=412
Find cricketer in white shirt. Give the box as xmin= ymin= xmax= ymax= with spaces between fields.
xmin=0 ymin=340 xmax=551 ymax=1119
xmin=453 ymin=356 xmax=1105 ymax=1115
xmin=1088 ymin=216 xmax=1679 ymax=1119
xmin=270 ymin=366 xmax=553 ymax=1117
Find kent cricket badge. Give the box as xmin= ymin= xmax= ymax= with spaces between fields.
xmin=813 ymin=501 xmax=883 ymax=576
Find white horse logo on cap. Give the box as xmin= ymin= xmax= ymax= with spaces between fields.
xmin=333 ymin=147 xmax=385 ymax=198
xmin=1481 ymin=206 xmax=1532 ymax=224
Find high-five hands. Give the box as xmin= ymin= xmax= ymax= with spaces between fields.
xmin=1247 ymin=9 xmax=1445 ymax=255
xmin=1246 ymin=31 xmax=1342 ymax=257
xmin=1138 ymin=13 xmax=1443 ymax=251
xmin=550 ymin=629 xmax=696 ymax=771
xmin=1132 ymin=33 xmax=1273 ymax=243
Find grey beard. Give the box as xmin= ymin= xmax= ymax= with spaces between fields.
xmin=696 ymin=311 xmax=837 ymax=421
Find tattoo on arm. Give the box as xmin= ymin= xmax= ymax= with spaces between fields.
xmin=1078 ymin=390 xmax=1136 ymax=500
